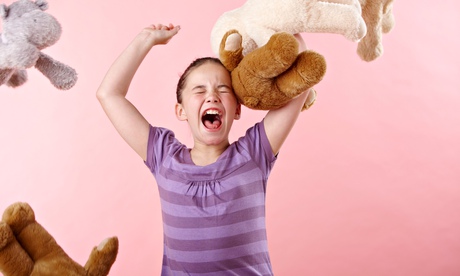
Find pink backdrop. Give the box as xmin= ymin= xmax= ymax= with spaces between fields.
xmin=1 ymin=1 xmax=459 ymax=275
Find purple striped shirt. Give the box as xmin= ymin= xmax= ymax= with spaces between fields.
xmin=144 ymin=121 xmax=276 ymax=275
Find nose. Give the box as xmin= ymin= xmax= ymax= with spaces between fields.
xmin=205 ymin=90 xmax=221 ymax=103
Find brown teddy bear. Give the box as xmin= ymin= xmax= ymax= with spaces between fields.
xmin=219 ymin=29 xmax=326 ymax=111
xmin=0 ymin=202 xmax=118 ymax=276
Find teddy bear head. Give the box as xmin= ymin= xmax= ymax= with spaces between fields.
xmin=0 ymin=0 xmax=61 ymax=50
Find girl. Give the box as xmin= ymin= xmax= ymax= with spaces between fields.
xmin=97 ymin=23 xmax=311 ymax=275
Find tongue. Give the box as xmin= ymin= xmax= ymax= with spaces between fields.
xmin=204 ymin=120 xmax=221 ymax=129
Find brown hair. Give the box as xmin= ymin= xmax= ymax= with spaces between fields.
xmin=176 ymin=57 xmax=227 ymax=103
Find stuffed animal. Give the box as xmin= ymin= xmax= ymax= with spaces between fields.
xmin=357 ymin=0 xmax=395 ymax=61
xmin=0 ymin=0 xmax=77 ymax=90
xmin=219 ymin=29 xmax=326 ymax=110
xmin=211 ymin=0 xmax=368 ymax=57
xmin=0 ymin=202 xmax=118 ymax=276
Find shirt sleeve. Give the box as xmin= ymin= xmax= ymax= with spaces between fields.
xmin=144 ymin=125 xmax=179 ymax=175
xmin=236 ymin=120 xmax=277 ymax=176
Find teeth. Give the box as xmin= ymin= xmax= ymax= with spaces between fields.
xmin=205 ymin=110 xmax=221 ymax=115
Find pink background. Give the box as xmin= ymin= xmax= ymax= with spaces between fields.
xmin=1 ymin=1 xmax=459 ymax=275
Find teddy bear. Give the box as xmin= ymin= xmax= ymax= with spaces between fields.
xmin=0 ymin=0 xmax=78 ymax=90
xmin=357 ymin=0 xmax=395 ymax=61
xmin=0 ymin=202 xmax=118 ymax=276
xmin=211 ymin=0 xmax=367 ymax=57
xmin=218 ymin=29 xmax=326 ymax=111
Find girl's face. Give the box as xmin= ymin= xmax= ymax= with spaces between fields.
xmin=175 ymin=62 xmax=241 ymax=148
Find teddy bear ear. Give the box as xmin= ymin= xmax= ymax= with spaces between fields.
xmin=0 ymin=4 xmax=8 ymax=19
xmin=35 ymin=0 xmax=49 ymax=11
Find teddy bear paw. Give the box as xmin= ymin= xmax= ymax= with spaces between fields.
xmin=224 ymin=32 xmax=242 ymax=52
xmin=301 ymin=88 xmax=317 ymax=111
xmin=0 ymin=222 xmax=13 ymax=250
xmin=2 ymin=202 xmax=35 ymax=234
xmin=7 ymin=70 xmax=28 ymax=87
xmin=276 ymin=50 xmax=326 ymax=98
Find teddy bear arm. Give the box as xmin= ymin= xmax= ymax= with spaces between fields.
xmin=35 ymin=52 xmax=78 ymax=90
xmin=84 ymin=237 xmax=119 ymax=276
xmin=308 ymin=1 xmax=366 ymax=42
xmin=0 ymin=222 xmax=34 ymax=276
xmin=357 ymin=0 xmax=395 ymax=61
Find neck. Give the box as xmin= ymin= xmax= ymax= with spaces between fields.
xmin=190 ymin=142 xmax=229 ymax=166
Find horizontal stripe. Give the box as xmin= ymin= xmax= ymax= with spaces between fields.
xmin=165 ymin=240 xmax=269 ymax=263
xmin=160 ymin=190 xmax=265 ymax=218
xmin=165 ymin=229 xmax=267 ymax=251
xmin=163 ymin=217 xmax=266 ymax=240
xmin=162 ymin=205 xmax=265 ymax=229
xmin=164 ymin=251 xmax=271 ymax=274
xmin=162 ymin=263 xmax=273 ymax=276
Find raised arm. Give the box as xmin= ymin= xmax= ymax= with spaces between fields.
xmin=263 ymin=89 xmax=310 ymax=155
xmin=96 ymin=24 xmax=180 ymax=161
xmin=263 ymin=34 xmax=311 ymax=155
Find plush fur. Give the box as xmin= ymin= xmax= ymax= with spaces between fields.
xmin=0 ymin=0 xmax=77 ymax=90
xmin=210 ymin=0 xmax=395 ymax=111
xmin=211 ymin=0 xmax=367 ymax=57
xmin=0 ymin=202 xmax=118 ymax=276
xmin=219 ymin=30 xmax=325 ymax=111
xmin=358 ymin=0 xmax=395 ymax=61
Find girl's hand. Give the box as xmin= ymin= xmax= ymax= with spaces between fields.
xmin=142 ymin=23 xmax=181 ymax=46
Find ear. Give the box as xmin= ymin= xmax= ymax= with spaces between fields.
xmin=35 ymin=0 xmax=49 ymax=11
xmin=234 ymin=103 xmax=241 ymax=120
xmin=0 ymin=4 xmax=8 ymax=19
xmin=175 ymin=103 xmax=188 ymax=121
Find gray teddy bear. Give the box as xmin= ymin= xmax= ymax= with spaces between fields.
xmin=0 ymin=0 xmax=77 ymax=90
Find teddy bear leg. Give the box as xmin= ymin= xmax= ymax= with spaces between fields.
xmin=35 ymin=53 xmax=78 ymax=90
xmin=2 ymin=202 xmax=69 ymax=263
xmin=0 ymin=69 xmax=15 ymax=86
xmin=84 ymin=237 xmax=119 ymax=276
xmin=0 ymin=221 xmax=34 ymax=276
xmin=276 ymin=50 xmax=326 ymax=98
xmin=7 ymin=69 xmax=28 ymax=87
xmin=241 ymin=32 xmax=299 ymax=78
xmin=219 ymin=30 xmax=244 ymax=71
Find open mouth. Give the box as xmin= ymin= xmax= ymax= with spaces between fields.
xmin=202 ymin=109 xmax=222 ymax=129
